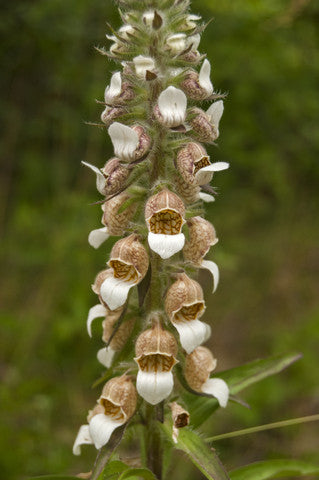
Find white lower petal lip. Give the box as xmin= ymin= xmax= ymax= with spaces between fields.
xmin=206 ymin=100 xmax=224 ymax=126
xmin=105 ymin=72 xmax=122 ymax=101
xmin=136 ymin=370 xmax=174 ymax=405
xmin=87 ymin=304 xmax=107 ymax=337
xmin=199 ymin=59 xmax=213 ymax=95
xmin=201 ymin=378 xmax=229 ymax=408
xmin=73 ymin=424 xmax=93 ymax=455
xmin=148 ymin=232 xmax=185 ymax=259
xmin=88 ymin=227 xmax=109 ymax=249
xmin=97 ymin=346 xmax=116 ymax=368
xmin=201 ymin=162 xmax=229 ymax=172
xmin=172 ymin=319 xmax=210 ymax=354
xmin=81 ymin=161 xmax=105 ymax=195
xmin=100 ymin=276 xmax=135 ymax=310
xmin=201 ymin=260 xmax=219 ymax=293
xmin=89 ymin=413 xmax=125 ymax=449
xmin=158 ymin=86 xmax=187 ymax=127
xmin=199 ymin=192 xmax=215 ymax=203
xmin=108 ymin=122 xmax=139 ymax=161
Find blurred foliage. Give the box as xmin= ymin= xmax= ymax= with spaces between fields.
xmin=0 ymin=0 xmax=318 ymax=479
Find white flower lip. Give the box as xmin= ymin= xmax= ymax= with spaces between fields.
xmin=136 ymin=370 xmax=174 ymax=405
xmin=199 ymin=192 xmax=215 ymax=203
xmin=166 ymin=33 xmax=187 ymax=53
xmin=142 ymin=10 xmax=155 ymax=26
xmin=201 ymin=377 xmax=229 ymax=408
xmin=158 ymin=86 xmax=187 ymax=127
xmin=100 ymin=275 xmax=135 ymax=311
xmin=89 ymin=413 xmax=125 ymax=449
xmin=73 ymin=424 xmax=93 ymax=456
xmin=172 ymin=319 xmax=211 ymax=354
xmin=88 ymin=227 xmax=109 ymax=249
xmin=97 ymin=346 xmax=116 ymax=368
xmin=206 ymin=100 xmax=224 ymax=130
xmin=87 ymin=303 xmax=107 ymax=337
xmin=108 ymin=122 xmax=139 ymax=161
xmin=133 ymin=55 xmax=156 ymax=78
xmin=201 ymin=259 xmax=219 ymax=293
xmin=199 ymin=59 xmax=214 ymax=96
xmin=148 ymin=232 xmax=185 ymax=259
xmin=81 ymin=161 xmax=105 ymax=195
xmin=195 ymin=162 xmax=229 ymax=185
xmin=104 ymin=72 xmax=122 ymax=102
xmin=188 ymin=33 xmax=201 ymax=51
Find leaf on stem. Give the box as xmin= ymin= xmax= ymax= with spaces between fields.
xmin=161 ymin=423 xmax=230 ymax=480
xmin=229 ymin=459 xmax=319 ymax=480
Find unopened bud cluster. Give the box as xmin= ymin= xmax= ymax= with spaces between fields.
xmin=75 ymin=0 xmax=230 ymax=454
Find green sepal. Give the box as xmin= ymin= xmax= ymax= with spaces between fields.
xmin=229 ymin=459 xmax=319 ymax=480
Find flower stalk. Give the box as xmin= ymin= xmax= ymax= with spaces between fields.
xmin=74 ymin=0 xmax=231 ymax=477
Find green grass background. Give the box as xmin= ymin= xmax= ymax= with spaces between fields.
xmin=0 ymin=0 xmax=318 ymax=478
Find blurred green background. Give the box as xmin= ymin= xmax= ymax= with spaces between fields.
xmin=1 ymin=0 xmax=318 ymax=479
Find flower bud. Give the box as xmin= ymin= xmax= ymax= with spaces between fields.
xmin=154 ymin=87 xmax=187 ymax=128
xmin=189 ymin=100 xmax=224 ymax=143
xmin=135 ymin=322 xmax=178 ymax=404
xmin=170 ymin=401 xmax=190 ymax=443
xmin=100 ymin=234 xmax=149 ymax=310
xmin=181 ymin=14 xmax=201 ymax=31
xmin=166 ymin=33 xmax=187 ymax=54
xmin=165 ymin=272 xmax=210 ymax=354
xmin=184 ymin=347 xmax=229 ymax=408
xmin=88 ymin=192 xmax=137 ymax=249
xmin=108 ymin=122 xmax=151 ymax=162
xmin=145 ymin=189 xmax=186 ymax=259
xmin=183 ymin=217 xmax=218 ymax=264
xmin=100 ymin=105 xmax=126 ymax=126
xmin=133 ymin=55 xmax=156 ymax=79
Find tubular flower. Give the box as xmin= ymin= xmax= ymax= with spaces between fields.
xmin=108 ymin=122 xmax=151 ymax=162
xmin=176 ymin=142 xmax=229 ymax=187
xmin=175 ymin=175 xmax=216 ymax=205
xmin=100 ymin=105 xmax=126 ymax=126
xmin=82 ymin=157 xmax=130 ymax=197
xmin=189 ymin=100 xmax=224 ymax=143
xmin=135 ymin=322 xmax=178 ymax=405
xmin=88 ymin=192 xmax=137 ymax=249
xmin=166 ymin=33 xmax=200 ymax=54
xmin=97 ymin=316 xmax=135 ymax=368
xmin=154 ymin=86 xmax=187 ymax=128
xmin=103 ymin=72 xmax=134 ymax=105
xmin=145 ymin=189 xmax=186 ymax=259
xmin=184 ymin=346 xmax=229 ymax=408
xmin=165 ymin=272 xmax=210 ymax=354
xmin=99 ymin=234 xmax=149 ymax=310
xmin=73 ymin=375 xmax=137 ymax=454
xmin=181 ymin=59 xmax=214 ymax=100
xmin=183 ymin=216 xmax=220 ymax=292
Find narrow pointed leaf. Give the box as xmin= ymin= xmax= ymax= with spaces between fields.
xmin=182 ymin=352 xmax=301 ymax=428
xmin=161 ymin=423 xmax=230 ymax=480
xmin=229 ymin=459 xmax=319 ymax=480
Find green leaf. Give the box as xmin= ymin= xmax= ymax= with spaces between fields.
xmin=29 ymin=476 xmax=81 ymax=480
xmin=118 ymin=467 xmax=157 ymax=480
xmin=229 ymin=459 xmax=319 ymax=480
xmin=102 ymin=460 xmax=130 ymax=479
xmin=161 ymin=424 xmax=230 ymax=480
xmin=182 ymin=352 xmax=301 ymax=428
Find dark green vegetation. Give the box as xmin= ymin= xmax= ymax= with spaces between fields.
xmin=1 ymin=0 xmax=318 ymax=479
